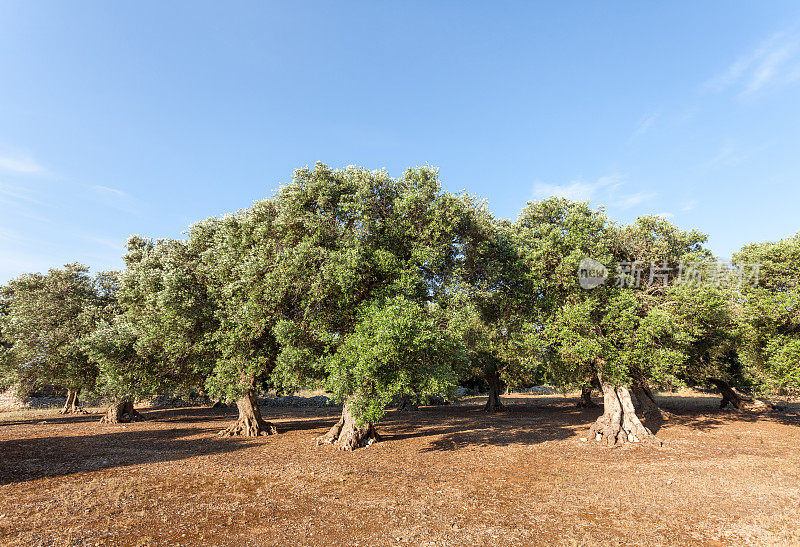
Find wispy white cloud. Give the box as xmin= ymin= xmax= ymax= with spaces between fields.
xmin=83 ymin=234 xmax=126 ymax=251
xmin=681 ymin=199 xmax=699 ymax=212
xmin=533 ymin=173 xmax=654 ymax=211
xmin=705 ymin=139 xmax=770 ymax=169
xmin=631 ymin=112 xmax=660 ymax=140
xmin=88 ymin=184 xmax=142 ymax=214
xmin=614 ymin=191 xmax=653 ymax=210
xmin=703 ymin=29 xmax=800 ymax=98
xmin=654 ymin=212 xmax=675 ymax=220
xmin=0 ymin=153 xmax=46 ymax=175
xmin=533 ymin=174 xmax=622 ymax=202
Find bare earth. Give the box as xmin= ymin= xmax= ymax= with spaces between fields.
xmin=1 ymin=392 xmax=799 ymax=546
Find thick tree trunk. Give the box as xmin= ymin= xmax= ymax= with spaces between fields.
xmin=707 ymin=378 xmax=783 ymax=411
xmin=395 ymin=394 xmax=418 ymax=412
xmin=218 ymin=390 xmax=277 ymax=437
xmin=316 ymin=398 xmax=379 ymax=451
xmin=589 ymin=375 xmax=662 ymax=447
xmin=100 ymin=400 xmax=144 ymax=424
xmin=576 ymin=385 xmax=598 ymax=408
xmin=60 ymin=389 xmax=85 ymax=414
xmin=484 ymin=369 xmax=504 ymax=412
xmin=631 ymin=382 xmax=669 ymax=421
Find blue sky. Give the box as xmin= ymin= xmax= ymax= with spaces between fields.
xmin=1 ymin=2 xmax=800 ymax=282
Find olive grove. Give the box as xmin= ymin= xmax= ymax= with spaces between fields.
xmin=1 ymin=164 xmax=796 ymax=449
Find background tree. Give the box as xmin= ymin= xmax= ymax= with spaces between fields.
xmin=442 ymin=204 xmax=533 ymax=411
xmin=0 ymin=264 xmax=103 ymax=413
xmin=734 ymin=233 xmax=800 ymax=398
xmin=84 ymin=236 xmax=218 ymax=423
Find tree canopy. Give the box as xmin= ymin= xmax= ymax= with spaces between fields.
xmin=2 ymin=164 xmax=796 ymax=448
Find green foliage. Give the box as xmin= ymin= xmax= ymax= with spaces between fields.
xmin=83 ymin=236 xmax=219 ymax=402
xmin=325 ymin=296 xmax=464 ymax=425
xmin=0 ymin=264 xmax=108 ymax=394
xmin=517 ymin=201 xmax=734 ymax=391
xmin=4 ymin=164 xmax=797 ymax=414
xmin=442 ymin=201 xmax=536 ymax=390
xmin=734 ymin=234 xmax=800 ymax=394
xmin=190 ymin=200 xmax=289 ymax=402
xmin=268 ymin=163 xmax=474 ymax=423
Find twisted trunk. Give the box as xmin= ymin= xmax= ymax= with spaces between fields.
xmin=707 ymin=378 xmax=783 ymax=411
xmin=631 ymin=381 xmax=668 ymax=421
xmin=100 ymin=400 xmax=144 ymax=424
xmin=589 ymin=374 xmax=661 ymax=447
xmin=484 ymin=369 xmax=504 ymax=412
xmin=395 ymin=394 xmax=418 ymax=412
xmin=218 ymin=390 xmax=277 ymax=437
xmin=576 ymin=385 xmax=598 ymax=408
xmin=60 ymin=389 xmax=84 ymax=414
xmin=316 ymin=397 xmax=379 ymax=451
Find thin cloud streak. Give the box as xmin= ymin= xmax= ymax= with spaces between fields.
xmin=533 ymin=174 xmax=654 ymax=211
xmin=631 ymin=112 xmax=660 ymax=140
xmin=703 ymin=28 xmax=800 ymax=98
xmin=88 ymin=184 xmax=143 ymax=214
xmin=0 ymin=153 xmax=46 ymax=175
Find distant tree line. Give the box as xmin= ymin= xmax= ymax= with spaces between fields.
xmin=1 ymin=163 xmax=797 ymax=449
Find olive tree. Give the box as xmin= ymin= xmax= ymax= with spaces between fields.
xmin=734 ymin=233 xmax=800 ymax=397
xmin=269 ymin=163 xmax=470 ymax=450
xmin=516 ymin=200 xmax=728 ymax=446
xmin=0 ymin=264 xmax=106 ymax=413
xmin=188 ymin=199 xmax=287 ymax=436
xmin=84 ymin=236 xmax=218 ymax=423
xmin=442 ymin=204 xmax=534 ymax=411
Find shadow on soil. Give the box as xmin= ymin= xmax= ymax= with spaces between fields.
xmin=382 ymin=400 xmax=589 ymax=451
xmin=2 ymin=394 xmax=797 ymax=485
xmin=0 ymin=405 xmax=343 ymax=485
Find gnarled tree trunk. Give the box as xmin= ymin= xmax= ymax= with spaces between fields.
xmin=316 ymin=397 xmax=379 ymax=451
xmin=484 ymin=369 xmax=504 ymax=412
xmin=395 ymin=393 xmax=418 ymax=412
xmin=631 ymin=381 xmax=668 ymax=421
xmin=60 ymin=389 xmax=85 ymax=414
xmin=218 ymin=390 xmax=277 ymax=437
xmin=589 ymin=374 xmax=661 ymax=447
xmin=707 ymin=378 xmax=783 ymax=411
xmin=100 ymin=400 xmax=145 ymax=424
xmin=576 ymin=385 xmax=598 ymax=408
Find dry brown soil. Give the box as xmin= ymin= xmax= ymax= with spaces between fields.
xmin=1 ymin=392 xmax=799 ymax=546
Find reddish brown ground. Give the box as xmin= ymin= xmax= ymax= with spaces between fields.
xmin=1 ymin=392 xmax=799 ymax=546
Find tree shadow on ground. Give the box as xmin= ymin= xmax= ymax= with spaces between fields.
xmin=655 ymin=393 xmax=800 ymax=431
xmin=378 ymin=399 xmax=587 ymax=452
xmin=0 ymin=405 xmax=343 ymax=485
xmin=0 ymin=412 xmax=108 ymax=427
xmin=0 ymin=425 xmax=256 ymax=485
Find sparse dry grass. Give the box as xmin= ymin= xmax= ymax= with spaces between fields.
xmin=1 ymin=391 xmax=799 ymax=546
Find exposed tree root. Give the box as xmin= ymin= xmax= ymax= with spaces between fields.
xmin=589 ymin=375 xmax=662 ymax=447
xmin=316 ymin=400 xmax=379 ymax=451
xmin=100 ymin=400 xmax=145 ymax=424
xmin=218 ymin=391 xmax=277 ymax=437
